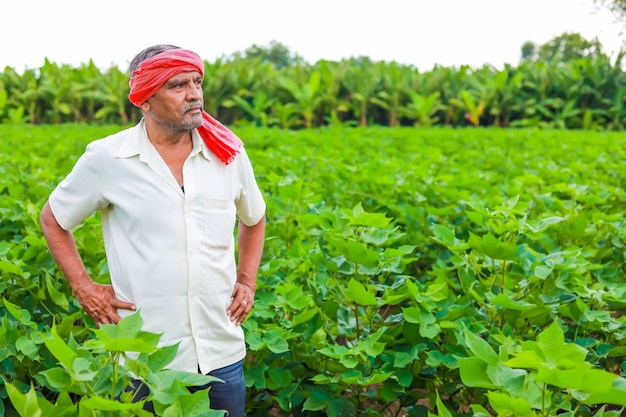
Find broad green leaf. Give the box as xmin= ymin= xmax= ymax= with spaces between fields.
xmin=523 ymin=216 xmax=566 ymax=234
xmin=161 ymin=390 xmax=220 ymax=417
xmin=45 ymin=273 xmax=69 ymax=311
xmin=346 ymin=278 xmax=377 ymax=306
xmin=42 ymin=326 xmax=77 ymax=371
xmin=81 ymin=396 xmax=144 ymax=411
xmin=457 ymin=357 xmax=498 ymax=389
xmin=302 ymin=387 xmax=329 ymax=411
xmin=264 ymin=330 xmax=289 ymax=353
xmin=342 ymin=370 xmax=393 ymax=385
xmin=491 ymin=293 xmax=536 ymax=311
xmin=3 ymin=298 xmax=34 ymax=326
xmin=420 ymin=322 xmax=440 ymax=339
xmin=15 ymin=334 xmax=39 ymax=358
xmin=349 ymin=211 xmax=391 ymax=227
xmin=469 ymin=232 xmax=518 ymax=260
xmin=488 ymin=391 xmax=537 ymax=417
xmin=38 ymin=368 xmax=73 ymax=391
xmin=5 ymin=381 xmax=57 ymax=417
xmin=402 ymin=306 xmax=434 ymax=324
xmin=142 ymin=343 xmax=180 ymax=373
xmin=463 ymin=327 xmax=498 ymax=364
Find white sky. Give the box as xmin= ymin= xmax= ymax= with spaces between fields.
xmin=2 ymin=0 xmax=624 ymax=72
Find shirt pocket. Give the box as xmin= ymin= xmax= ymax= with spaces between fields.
xmin=203 ymin=197 xmax=236 ymax=249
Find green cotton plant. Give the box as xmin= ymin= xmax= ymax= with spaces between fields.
xmin=3 ymin=311 xmax=223 ymax=417
xmin=430 ymin=195 xmax=574 ymax=334
xmin=296 ymin=204 xmax=417 ymax=415
xmin=457 ymin=321 xmax=626 ymax=416
xmin=245 ymin=203 xmax=420 ymax=417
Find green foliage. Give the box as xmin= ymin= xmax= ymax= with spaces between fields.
xmin=521 ymin=33 xmax=608 ymax=64
xmin=2 ymin=124 xmax=626 ymax=416
xmin=238 ymin=40 xmax=304 ymax=69
xmin=0 ymin=33 xmax=624 ymax=130
xmin=3 ymin=312 xmax=223 ymax=416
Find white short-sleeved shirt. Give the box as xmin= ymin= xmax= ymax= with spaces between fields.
xmin=48 ymin=120 xmax=266 ymax=374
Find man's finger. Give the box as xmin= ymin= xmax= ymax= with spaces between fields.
xmin=110 ymin=299 xmax=136 ymax=311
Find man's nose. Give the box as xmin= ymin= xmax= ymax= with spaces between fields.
xmin=187 ymin=83 xmax=202 ymax=100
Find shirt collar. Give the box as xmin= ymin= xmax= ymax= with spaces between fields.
xmin=114 ymin=119 xmax=213 ymax=161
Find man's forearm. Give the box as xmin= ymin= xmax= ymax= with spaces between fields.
xmin=40 ymin=202 xmax=92 ymax=292
xmin=236 ymin=215 xmax=266 ymax=289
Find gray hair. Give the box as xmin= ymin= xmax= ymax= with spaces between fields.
xmin=129 ymin=44 xmax=181 ymax=78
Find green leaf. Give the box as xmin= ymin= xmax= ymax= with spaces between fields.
xmin=38 ymin=368 xmax=72 ymax=391
xmin=142 ymin=343 xmax=180 ymax=373
xmin=148 ymin=371 xmax=219 ymax=406
xmin=491 ymin=293 xmax=536 ymax=311
xmin=45 ymin=273 xmax=69 ymax=311
xmin=4 ymin=381 xmax=57 ymax=417
xmin=433 ymin=390 xmax=453 ymax=417
xmin=310 ymin=327 xmax=326 ymax=349
xmin=42 ymin=326 xmax=77 ymax=371
xmin=469 ymin=232 xmax=518 ymax=260
xmin=302 ymin=387 xmax=329 ymax=411
xmin=81 ymin=395 xmax=144 ymax=411
xmin=16 ymin=334 xmax=39 ymax=358
xmin=264 ymin=330 xmax=289 ymax=353
xmin=161 ymin=389 xmax=219 ymax=417
xmin=457 ymin=357 xmax=498 ymax=389
xmin=487 ymin=391 xmax=537 ymax=417
xmin=419 ymin=322 xmax=440 ymax=339
xmin=349 ymin=211 xmax=391 ymax=228
xmin=345 ymin=278 xmax=377 ymax=306
xmin=3 ymin=298 xmax=34 ymax=327
xmin=523 ymin=216 xmax=566 ymax=234
xmin=463 ymin=327 xmax=498 ymax=364
xmin=402 ymin=306 xmax=434 ymax=324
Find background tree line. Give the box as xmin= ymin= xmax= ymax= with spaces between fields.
xmin=0 ymin=32 xmax=624 ymax=130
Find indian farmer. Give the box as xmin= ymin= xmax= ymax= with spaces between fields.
xmin=39 ymin=44 xmax=266 ymax=416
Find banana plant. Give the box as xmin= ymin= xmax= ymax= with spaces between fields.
xmin=4 ymin=68 xmax=46 ymax=124
xmin=223 ymin=89 xmax=277 ymax=127
xmin=370 ymin=61 xmax=413 ymax=127
xmin=271 ymin=102 xmax=299 ymax=129
xmin=85 ymin=66 xmax=133 ymax=125
xmin=316 ymin=59 xmax=350 ymax=126
xmin=279 ymin=66 xmax=323 ymax=129
xmin=341 ymin=57 xmax=381 ymax=126
xmin=603 ymin=84 xmax=626 ymax=130
xmin=426 ymin=65 xmax=471 ymax=125
xmin=71 ymin=60 xmax=105 ymax=123
xmin=218 ymin=57 xmax=277 ymax=125
xmin=38 ymin=59 xmax=77 ymax=124
xmin=485 ymin=67 xmax=524 ymax=127
xmin=535 ymin=97 xmax=581 ymax=129
xmin=449 ymin=89 xmax=485 ymax=127
xmin=399 ymin=91 xmax=442 ymax=127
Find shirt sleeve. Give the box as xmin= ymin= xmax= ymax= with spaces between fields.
xmin=48 ymin=143 xmax=108 ymax=230
xmin=235 ymin=147 xmax=266 ymax=226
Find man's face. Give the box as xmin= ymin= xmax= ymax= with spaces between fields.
xmin=143 ymin=70 xmax=204 ymax=133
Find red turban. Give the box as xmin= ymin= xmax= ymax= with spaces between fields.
xmin=128 ymin=49 xmax=242 ymax=165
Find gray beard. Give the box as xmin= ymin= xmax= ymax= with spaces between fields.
xmin=153 ymin=112 xmax=202 ymax=133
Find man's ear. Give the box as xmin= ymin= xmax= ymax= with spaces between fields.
xmin=141 ymin=101 xmax=150 ymax=112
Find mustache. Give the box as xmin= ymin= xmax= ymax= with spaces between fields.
xmin=184 ymin=102 xmax=203 ymax=113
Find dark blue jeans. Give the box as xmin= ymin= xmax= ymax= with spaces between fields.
xmin=129 ymin=360 xmax=246 ymax=416
xmin=193 ymin=359 xmax=246 ymax=417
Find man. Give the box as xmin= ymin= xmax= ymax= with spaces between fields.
xmin=39 ymin=44 xmax=266 ymax=416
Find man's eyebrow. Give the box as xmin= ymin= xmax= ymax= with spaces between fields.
xmin=166 ymin=74 xmax=203 ymax=86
